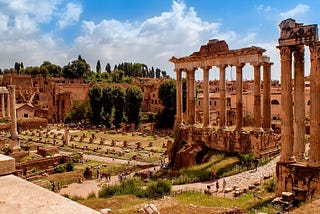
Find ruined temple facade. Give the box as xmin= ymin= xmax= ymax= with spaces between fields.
xmin=169 ymin=39 xmax=279 ymax=168
xmin=276 ymin=19 xmax=320 ymax=201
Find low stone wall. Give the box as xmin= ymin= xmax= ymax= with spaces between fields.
xmin=15 ymin=155 xmax=71 ymax=176
xmin=179 ymin=125 xmax=279 ymax=158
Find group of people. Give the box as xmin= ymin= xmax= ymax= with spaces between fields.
xmin=208 ymin=169 xmax=227 ymax=193
xmin=96 ymin=169 xmax=112 ymax=182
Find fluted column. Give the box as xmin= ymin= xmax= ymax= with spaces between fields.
xmin=7 ymin=94 xmax=10 ymax=117
xmin=202 ymin=66 xmax=210 ymax=127
xmin=218 ymin=64 xmax=227 ymax=129
xmin=263 ymin=62 xmax=272 ymax=130
xmin=309 ymin=42 xmax=320 ymax=164
xmin=279 ymin=46 xmax=294 ymax=162
xmin=293 ymin=45 xmax=305 ymax=160
xmin=175 ymin=68 xmax=183 ymax=124
xmin=235 ymin=64 xmax=245 ymax=130
xmin=8 ymin=85 xmax=18 ymax=138
xmin=253 ymin=64 xmax=262 ymax=131
xmin=1 ymin=94 xmax=4 ymax=118
xmin=186 ymin=68 xmax=196 ymax=124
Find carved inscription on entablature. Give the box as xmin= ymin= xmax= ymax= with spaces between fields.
xmin=279 ymin=18 xmax=318 ymax=46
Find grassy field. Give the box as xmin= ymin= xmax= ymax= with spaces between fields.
xmin=18 ymin=129 xmax=170 ymax=163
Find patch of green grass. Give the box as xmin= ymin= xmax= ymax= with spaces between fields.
xmin=172 ymin=153 xmax=240 ymax=184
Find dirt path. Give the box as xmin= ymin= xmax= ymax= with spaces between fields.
xmin=59 ymin=153 xmax=160 ymax=198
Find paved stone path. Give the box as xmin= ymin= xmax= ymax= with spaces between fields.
xmin=172 ymin=156 xmax=279 ymax=197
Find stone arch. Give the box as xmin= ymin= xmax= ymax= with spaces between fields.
xmin=271 ymin=99 xmax=280 ymax=105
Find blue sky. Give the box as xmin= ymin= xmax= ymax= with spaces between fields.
xmin=0 ymin=0 xmax=319 ymax=80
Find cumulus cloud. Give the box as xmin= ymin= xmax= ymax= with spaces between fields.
xmin=73 ymin=0 xmax=236 ymax=76
xmin=58 ymin=2 xmax=82 ymax=29
xmin=280 ymin=4 xmax=309 ymax=19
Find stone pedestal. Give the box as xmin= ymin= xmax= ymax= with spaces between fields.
xmin=276 ymin=161 xmax=320 ymax=201
xmin=0 ymin=154 xmax=15 ymax=175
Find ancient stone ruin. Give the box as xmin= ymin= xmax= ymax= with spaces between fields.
xmin=276 ymin=18 xmax=320 ymax=201
xmin=169 ymin=39 xmax=279 ymax=169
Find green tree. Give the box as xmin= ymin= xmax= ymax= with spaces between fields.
xmin=105 ymin=63 xmax=111 ymax=73
xmin=125 ymin=86 xmax=143 ymax=128
xmin=41 ymin=61 xmax=62 ymax=77
xmin=156 ymin=79 xmax=176 ymax=128
xmin=102 ymin=86 xmax=113 ymax=128
xmin=155 ymin=68 xmax=161 ymax=78
xmin=65 ymin=100 xmax=89 ymax=123
xmin=112 ymin=69 xmax=124 ymax=83
xmin=14 ymin=62 xmax=21 ymax=74
xmin=112 ymin=86 xmax=125 ymax=128
xmin=62 ymin=55 xmax=91 ymax=79
xmin=89 ymin=85 xmax=102 ymax=125
xmin=96 ymin=60 xmax=101 ymax=73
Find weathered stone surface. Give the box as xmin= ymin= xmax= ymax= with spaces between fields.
xmin=0 ymin=174 xmax=99 ymax=214
xmin=0 ymin=154 xmax=15 ymax=175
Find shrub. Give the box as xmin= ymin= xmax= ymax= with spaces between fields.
xmin=65 ymin=161 xmax=74 ymax=172
xmin=145 ymin=180 xmax=171 ymax=199
xmin=55 ymin=164 xmax=65 ymax=173
xmin=87 ymin=191 xmax=96 ymax=199
xmin=83 ymin=167 xmax=92 ymax=179
xmin=264 ymin=178 xmax=276 ymax=192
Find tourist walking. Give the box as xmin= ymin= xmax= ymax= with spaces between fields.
xmin=216 ymin=180 xmax=219 ymax=192
xmin=222 ymin=179 xmax=226 ymax=192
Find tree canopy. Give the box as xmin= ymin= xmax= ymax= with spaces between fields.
xmin=125 ymin=85 xmax=143 ymax=128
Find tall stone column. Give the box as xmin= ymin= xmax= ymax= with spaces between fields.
xmin=202 ymin=66 xmax=210 ymax=127
xmin=1 ymin=94 xmax=4 ymax=118
xmin=235 ymin=64 xmax=244 ymax=130
xmin=293 ymin=45 xmax=305 ymax=160
xmin=175 ymin=68 xmax=183 ymax=124
xmin=262 ymin=62 xmax=272 ymax=130
xmin=279 ymin=46 xmax=294 ymax=162
xmin=309 ymin=42 xmax=320 ymax=164
xmin=7 ymin=94 xmax=10 ymax=117
xmin=218 ymin=64 xmax=227 ymax=129
xmin=253 ymin=64 xmax=262 ymax=131
xmin=8 ymin=85 xmax=18 ymax=139
xmin=186 ymin=68 xmax=196 ymax=124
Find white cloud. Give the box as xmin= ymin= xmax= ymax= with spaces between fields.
xmin=280 ymin=4 xmax=309 ymax=19
xmin=239 ymin=33 xmax=256 ymax=44
xmin=257 ymin=4 xmax=272 ymax=13
xmin=58 ymin=2 xmax=82 ymax=29
xmin=73 ymin=0 xmax=236 ymax=76
xmin=0 ymin=13 xmax=9 ymax=32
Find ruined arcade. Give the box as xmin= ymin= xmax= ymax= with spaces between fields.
xmin=169 ymin=39 xmax=279 ymax=169
xmin=276 ymin=19 xmax=320 ymax=201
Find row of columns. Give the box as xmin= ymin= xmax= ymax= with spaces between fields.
xmin=279 ymin=43 xmax=320 ymax=164
xmin=0 ymin=93 xmax=11 ymax=118
xmin=175 ymin=63 xmax=272 ymax=131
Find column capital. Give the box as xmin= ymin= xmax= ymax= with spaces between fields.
xmin=201 ymin=66 xmax=211 ymax=72
xmin=217 ymin=64 xmax=228 ymax=70
xmin=261 ymin=62 xmax=274 ymax=67
xmin=309 ymin=41 xmax=320 ymax=60
xmin=7 ymin=85 xmax=16 ymax=90
xmin=235 ymin=63 xmax=245 ymax=69
xmin=186 ymin=67 xmax=197 ymax=72
xmin=174 ymin=68 xmax=183 ymax=73
xmin=279 ymin=46 xmax=293 ymax=61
